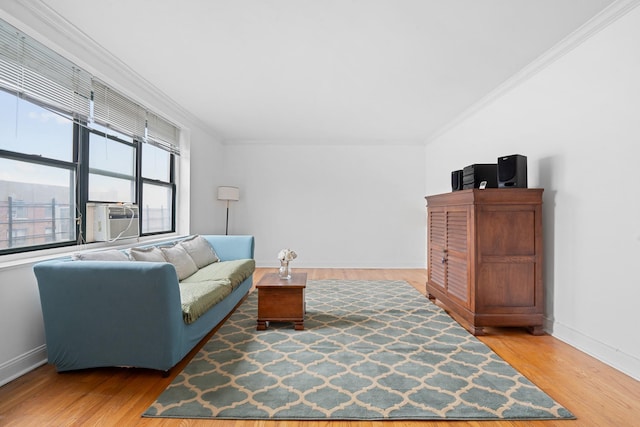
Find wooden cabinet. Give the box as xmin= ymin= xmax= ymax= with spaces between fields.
xmin=426 ymin=189 xmax=544 ymax=335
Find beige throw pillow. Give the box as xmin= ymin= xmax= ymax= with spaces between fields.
xmin=72 ymin=249 xmax=129 ymax=261
xmin=180 ymin=235 xmax=219 ymax=268
xmin=161 ymin=244 xmax=199 ymax=280
xmin=129 ymin=246 xmax=166 ymax=262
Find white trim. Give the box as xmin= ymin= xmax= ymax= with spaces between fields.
xmin=552 ymin=321 xmax=640 ymax=381
xmin=225 ymin=138 xmax=427 ymax=146
xmin=0 ymin=345 xmax=47 ymax=387
xmin=426 ymin=0 xmax=640 ymax=144
xmin=255 ymin=260 xmax=426 ymax=269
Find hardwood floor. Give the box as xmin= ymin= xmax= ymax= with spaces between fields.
xmin=1 ymin=268 xmax=639 ymax=426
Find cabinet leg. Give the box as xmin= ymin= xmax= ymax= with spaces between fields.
xmin=294 ymin=321 xmax=304 ymax=331
xmin=527 ymin=325 xmax=545 ymax=335
xmin=470 ymin=326 xmax=486 ymax=336
xmin=257 ymin=320 xmax=267 ymax=331
xmin=427 ymin=293 xmax=436 ymax=301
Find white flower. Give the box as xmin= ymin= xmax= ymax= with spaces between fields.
xmin=278 ymin=248 xmax=297 ymax=262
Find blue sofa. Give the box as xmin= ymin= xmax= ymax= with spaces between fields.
xmin=33 ymin=235 xmax=255 ymax=373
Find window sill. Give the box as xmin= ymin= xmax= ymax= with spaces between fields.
xmin=0 ymin=233 xmax=183 ymax=271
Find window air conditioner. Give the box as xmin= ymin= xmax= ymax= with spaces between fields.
xmin=93 ymin=204 xmax=139 ymax=242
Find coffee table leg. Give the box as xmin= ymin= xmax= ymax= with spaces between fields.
xmin=257 ymin=320 xmax=267 ymax=331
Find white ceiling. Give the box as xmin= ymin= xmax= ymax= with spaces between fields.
xmin=34 ymin=1 xmax=617 ymax=143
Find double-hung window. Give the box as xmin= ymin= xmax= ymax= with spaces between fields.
xmin=0 ymin=90 xmax=77 ymax=252
xmin=88 ymin=127 xmax=137 ymax=203
xmin=141 ymin=143 xmax=174 ymax=234
xmin=0 ymin=18 xmax=179 ymax=254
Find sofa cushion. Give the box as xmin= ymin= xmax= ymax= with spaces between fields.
xmin=181 ymin=259 xmax=255 ymax=290
xmin=72 ymin=249 xmax=130 ymax=261
xmin=179 ymin=280 xmax=232 ymax=324
xmin=161 ymin=244 xmax=199 ymax=280
xmin=129 ymin=246 xmax=166 ymax=262
xmin=180 ymin=235 xmax=219 ymax=268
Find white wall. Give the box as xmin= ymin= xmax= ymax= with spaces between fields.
xmin=424 ymin=5 xmax=640 ymax=380
xmin=0 ymin=264 xmax=47 ymax=385
xmin=222 ymin=143 xmax=426 ymax=268
xmin=187 ymin=127 xmax=228 ymax=236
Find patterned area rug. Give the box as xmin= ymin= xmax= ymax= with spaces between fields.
xmin=143 ymin=280 xmax=574 ymax=421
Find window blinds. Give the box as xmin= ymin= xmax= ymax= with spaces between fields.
xmin=0 ymin=18 xmax=180 ymax=154
xmin=0 ymin=19 xmax=91 ymax=119
xmin=92 ymin=79 xmax=146 ymax=140
xmin=147 ymin=112 xmax=180 ymax=155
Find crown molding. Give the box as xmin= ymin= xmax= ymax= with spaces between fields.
xmin=223 ymin=138 xmax=427 ymax=146
xmin=0 ymin=0 xmax=221 ymax=140
xmin=425 ymin=0 xmax=640 ymax=145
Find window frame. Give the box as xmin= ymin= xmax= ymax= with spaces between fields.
xmin=0 ymin=145 xmax=78 ymax=255
xmin=86 ymin=127 xmax=138 ymax=204
xmin=138 ymin=141 xmax=176 ymax=236
xmin=0 ymin=96 xmax=177 ymax=255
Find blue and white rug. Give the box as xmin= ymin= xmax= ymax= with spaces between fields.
xmin=144 ymin=279 xmax=574 ymax=421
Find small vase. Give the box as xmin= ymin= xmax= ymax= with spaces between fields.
xmin=278 ymin=260 xmax=291 ymax=280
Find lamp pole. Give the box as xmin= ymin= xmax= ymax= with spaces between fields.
xmin=217 ymin=186 xmax=240 ymax=235
xmin=225 ymin=200 xmax=230 ymax=235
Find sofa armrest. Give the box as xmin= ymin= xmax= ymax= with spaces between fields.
xmin=33 ymin=260 xmax=184 ymax=371
xmin=204 ymin=235 xmax=255 ymax=261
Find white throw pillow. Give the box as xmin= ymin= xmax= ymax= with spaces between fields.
xmin=72 ymin=249 xmax=130 ymax=261
xmin=161 ymin=244 xmax=199 ymax=280
xmin=179 ymin=235 xmax=219 ymax=268
xmin=129 ymin=246 xmax=166 ymax=262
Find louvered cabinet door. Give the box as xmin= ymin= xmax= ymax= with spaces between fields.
xmin=428 ymin=208 xmax=446 ymax=291
xmin=444 ymin=209 xmax=469 ymax=307
xmin=426 ymin=203 xmax=470 ymax=309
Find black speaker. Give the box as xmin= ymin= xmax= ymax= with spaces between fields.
xmin=451 ymin=170 xmax=463 ymax=191
xmin=462 ymin=164 xmax=498 ymax=189
xmin=498 ymin=154 xmax=527 ymax=188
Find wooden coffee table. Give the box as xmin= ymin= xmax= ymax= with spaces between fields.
xmin=256 ymin=272 xmax=307 ymax=331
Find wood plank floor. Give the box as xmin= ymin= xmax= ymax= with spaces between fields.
xmin=1 ymin=268 xmax=639 ymax=426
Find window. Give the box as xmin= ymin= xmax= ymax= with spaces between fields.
xmin=0 ymin=88 xmax=177 ymax=253
xmin=0 ymin=91 xmax=74 ymax=162
xmin=141 ymin=143 xmax=174 ymax=234
xmin=0 ymin=156 xmax=76 ymax=251
xmin=0 ymin=90 xmax=77 ymax=252
xmin=88 ymin=129 xmax=136 ymax=203
xmin=1 ymin=18 xmax=180 ymax=254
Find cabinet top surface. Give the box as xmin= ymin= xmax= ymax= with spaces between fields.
xmin=426 ymin=188 xmax=543 ymax=206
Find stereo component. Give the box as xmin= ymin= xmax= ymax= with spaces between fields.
xmin=498 ymin=154 xmax=528 ymax=188
xmin=462 ymin=164 xmax=498 ymax=189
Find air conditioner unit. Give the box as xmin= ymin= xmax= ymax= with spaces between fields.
xmin=93 ymin=204 xmax=139 ymax=242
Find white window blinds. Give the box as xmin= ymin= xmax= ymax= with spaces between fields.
xmin=0 ymin=19 xmax=91 ymax=119
xmin=0 ymin=18 xmax=180 ymax=154
xmin=147 ymin=112 xmax=180 ymax=154
xmin=92 ymin=79 xmax=146 ymax=140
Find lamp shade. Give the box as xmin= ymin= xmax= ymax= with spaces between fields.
xmin=217 ymin=186 xmax=240 ymax=201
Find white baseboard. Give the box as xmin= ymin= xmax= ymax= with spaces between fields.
xmin=255 ymin=260 xmax=426 ymax=269
xmin=551 ymin=321 xmax=640 ymax=381
xmin=0 ymin=345 xmax=48 ymax=387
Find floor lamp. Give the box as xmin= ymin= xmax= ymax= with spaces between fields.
xmin=217 ymin=186 xmax=240 ymax=235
